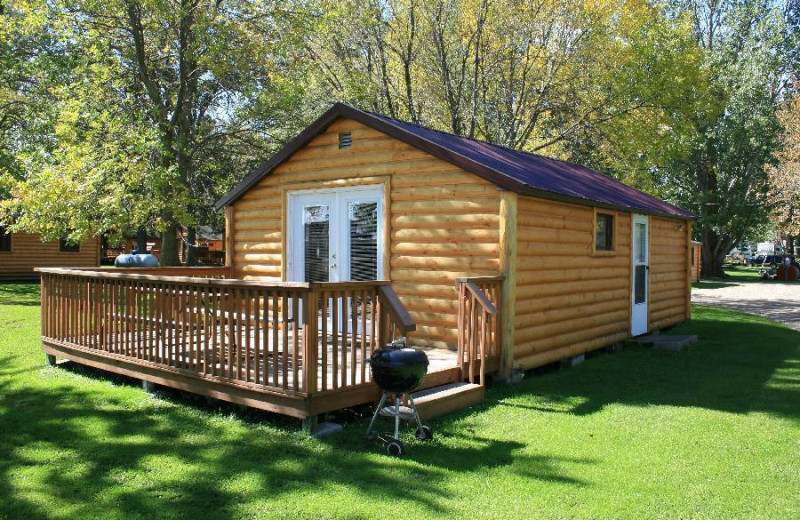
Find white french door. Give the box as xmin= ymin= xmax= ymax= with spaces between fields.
xmin=287 ymin=185 xmax=384 ymax=283
xmin=631 ymin=214 xmax=649 ymax=336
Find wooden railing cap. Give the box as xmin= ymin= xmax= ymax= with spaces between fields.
xmin=37 ymin=268 xmax=398 ymax=293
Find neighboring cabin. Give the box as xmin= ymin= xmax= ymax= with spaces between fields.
xmin=691 ymin=241 xmax=702 ymax=283
xmin=0 ymin=228 xmax=100 ymax=280
xmin=216 ymin=103 xmax=695 ymax=374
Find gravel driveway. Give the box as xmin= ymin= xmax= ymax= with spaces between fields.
xmin=692 ymin=280 xmax=800 ymax=330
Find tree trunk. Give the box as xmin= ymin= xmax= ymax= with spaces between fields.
xmin=701 ymin=248 xmax=727 ymax=278
xmin=136 ymin=228 xmax=148 ymax=253
xmin=700 ymin=229 xmax=735 ymax=278
xmin=160 ymin=224 xmax=180 ymax=266
xmin=186 ymin=226 xmax=197 ymax=266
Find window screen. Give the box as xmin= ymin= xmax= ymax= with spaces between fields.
xmin=303 ymin=205 xmax=330 ymax=283
xmin=634 ymin=265 xmax=647 ymax=304
xmin=595 ymin=213 xmax=614 ymax=251
xmin=634 ymin=222 xmax=647 ymax=263
xmin=349 ymin=201 xmax=378 ymax=281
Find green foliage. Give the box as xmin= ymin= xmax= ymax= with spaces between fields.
xmin=0 ymin=0 xmax=797 ymax=269
xmin=665 ymin=0 xmax=799 ymax=275
xmin=1 ymin=0 xmax=304 ymax=256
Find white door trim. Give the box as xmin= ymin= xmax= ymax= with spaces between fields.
xmin=631 ymin=214 xmax=649 ymax=336
xmin=287 ymin=185 xmax=384 ymax=283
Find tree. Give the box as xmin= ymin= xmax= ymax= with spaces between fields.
xmin=0 ymin=1 xmax=64 ymax=187
xmin=305 ymin=0 xmax=706 ymax=167
xmin=1 ymin=0 xmax=304 ymax=264
xmin=668 ymin=0 xmax=800 ymax=276
xmin=767 ymin=91 xmax=800 ymax=254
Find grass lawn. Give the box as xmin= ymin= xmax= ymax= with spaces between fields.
xmin=723 ymin=265 xmax=764 ymax=281
xmin=1 ymin=282 xmax=799 ymax=519
xmin=693 ymin=265 xmax=766 ymax=289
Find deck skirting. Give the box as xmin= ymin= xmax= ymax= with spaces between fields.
xmin=43 ymin=338 xmax=312 ymax=418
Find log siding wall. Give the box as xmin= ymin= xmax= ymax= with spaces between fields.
xmin=649 ymin=217 xmax=692 ymax=330
xmin=511 ymin=200 xmax=690 ymax=370
xmin=230 ymin=119 xmax=502 ymax=349
xmin=0 ymin=233 xmax=100 ymax=278
xmin=512 ymin=197 xmax=633 ymax=369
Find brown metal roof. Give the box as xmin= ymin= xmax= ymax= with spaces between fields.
xmin=215 ymin=103 xmax=695 ymax=220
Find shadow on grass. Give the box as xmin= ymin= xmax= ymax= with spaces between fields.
xmin=493 ymin=308 xmax=800 ymax=422
xmin=0 ymin=365 xmax=590 ymax=519
xmin=56 ymin=359 xmax=302 ymax=430
xmin=0 ymin=282 xmax=40 ymax=307
xmin=0 ymin=375 xmax=456 ymax=519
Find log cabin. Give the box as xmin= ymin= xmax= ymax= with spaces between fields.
xmin=0 ymin=228 xmax=100 ymax=280
xmin=216 ymin=103 xmax=696 ymax=371
xmin=37 ymin=104 xmax=696 ymax=428
xmin=691 ymin=241 xmax=702 ymax=283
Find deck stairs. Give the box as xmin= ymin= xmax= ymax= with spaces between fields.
xmin=379 ymin=382 xmax=485 ymax=421
xmin=379 ymin=364 xmax=487 ymax=421
xmin=411 ymin=382 xmax=484 ymax=419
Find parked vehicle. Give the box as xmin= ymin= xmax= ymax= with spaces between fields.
xmin=753 ymin=254 xmax=789 ymax=267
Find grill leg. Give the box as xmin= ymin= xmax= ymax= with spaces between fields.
xmin=394 ymin=394 xmax=401 ymax=441
xmin=366 ymin=392 xmax=389 ymax=437
xmin=408 ymin=395 xmax=424 ymax=431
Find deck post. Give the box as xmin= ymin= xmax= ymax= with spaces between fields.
xmin=301 ymin=415 xmax=318 ymax=435
xmin=302 ymin=290 xmax=319 ymax=394
xmin=498 ymin=191 xmax=518 ymax=382
xmin=45 ymin=353 xmax=56 ymax=366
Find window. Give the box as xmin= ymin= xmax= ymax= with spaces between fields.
xmin=0 ymin=227 xmax=10 ymax=252
xmin=59 ymin=239 xmax=80 ymax=253
xmin=595 ymin=213 xmax=614 ymax=252
xmin=338 ymin=131 xmax=352 ymax=149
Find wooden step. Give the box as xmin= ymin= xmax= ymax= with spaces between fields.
xmin=416 ymin=366 xmax=462 ymax=391
xmin=411 ymin=382 xmax=484 ymax=420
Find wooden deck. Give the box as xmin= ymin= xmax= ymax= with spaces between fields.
xmin=37 ymin=267 xmax=501 ymax=420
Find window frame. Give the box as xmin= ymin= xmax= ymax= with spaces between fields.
xmin=0 ymin=227 xmax=11 ymax=253
xmin=592 ymin=209 xmax=617 ymax=256
xmin=59 ymin=238 xmax=81 ymax=253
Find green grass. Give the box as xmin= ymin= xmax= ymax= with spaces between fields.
xmin=723 ymin=265 xmax=764 ymax=281
xmin=1 ymin=282 xmax=799 ymax=519
xmin=693 ymin=265 xmax=765 ymax=288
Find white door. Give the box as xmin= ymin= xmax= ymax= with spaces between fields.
xmin=288 ymin=185 xmax=384 ymax=283
xmin=631 ymin=214 xmax=649 ymax=336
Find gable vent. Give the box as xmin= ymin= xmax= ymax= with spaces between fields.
xmin=338 ymin=131 xmax=352 ymax=149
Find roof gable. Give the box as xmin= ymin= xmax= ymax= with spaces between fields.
xmin=215 ymin=103 xmax=694 ymax=220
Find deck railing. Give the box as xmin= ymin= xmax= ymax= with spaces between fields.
xmin=456 ymin=276 xmax=502 ymax=386
xmin=39 ymin=268 xmax=413 ymax=398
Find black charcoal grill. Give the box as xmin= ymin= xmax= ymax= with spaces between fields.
xmin=366 ymin=339 xmax=433 ymax=456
